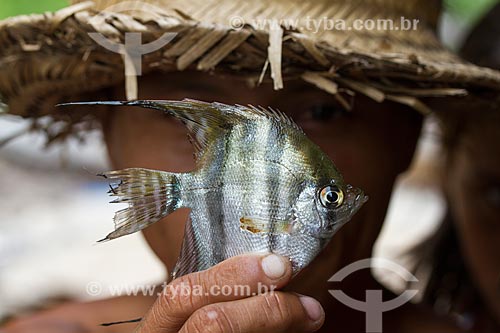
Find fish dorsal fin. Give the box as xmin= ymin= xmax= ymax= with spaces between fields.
xmin=58 ymin=99 xmax=303 ymax=158
xmin=129 ymin=99 xmax=244 ymax=159
xmin=244 ymin=105 xmax=303 ymax=133
xmin=123 ymin=99 xmax=304 ymax=158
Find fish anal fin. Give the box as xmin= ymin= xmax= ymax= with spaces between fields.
xmin=171 ymin=217 xmax=200 ymax=280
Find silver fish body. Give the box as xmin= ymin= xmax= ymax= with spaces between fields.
xmin=60 ymin=99 xmax=367 ymax=277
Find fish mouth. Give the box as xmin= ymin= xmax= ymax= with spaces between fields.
xmin=319 ymin=186 xmax=368 ymax=236
xmin=347 ymin=186 xmax=368 ymax=213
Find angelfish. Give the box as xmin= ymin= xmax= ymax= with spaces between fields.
xmin=60 ymin=99 xmax=367 ymax=278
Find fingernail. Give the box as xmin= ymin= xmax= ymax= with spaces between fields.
xmin=261 ymin=254 xmax=286 ymax=279
xmin=299 ymin=296 xmax=324 ymax=322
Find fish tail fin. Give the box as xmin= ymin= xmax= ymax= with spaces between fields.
xmin=99 ymin=168 xmax=182 ymax=241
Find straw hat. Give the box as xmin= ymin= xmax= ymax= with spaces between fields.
xmin=1 ymin=0 xmax=499 ymax=142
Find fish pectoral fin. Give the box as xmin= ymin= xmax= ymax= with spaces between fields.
xmin=239 ymin=217 xmax=292 ymax=235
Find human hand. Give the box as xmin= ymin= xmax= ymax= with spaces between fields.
xmin=136 ymin=254 xmax=325 ymax=332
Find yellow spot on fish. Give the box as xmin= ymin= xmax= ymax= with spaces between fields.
xmin=240 ymin=217 xmax=263 ymax=233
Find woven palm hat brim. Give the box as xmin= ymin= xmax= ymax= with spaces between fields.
xmin=1 ymin=0 xmax=500 ymax=141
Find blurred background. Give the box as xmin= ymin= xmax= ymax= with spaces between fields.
xmin=0 ymin=0 xmax=498 ymax=322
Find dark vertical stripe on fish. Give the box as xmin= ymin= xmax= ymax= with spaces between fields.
xmin=268 ymin=120 xmax=286 ymax=252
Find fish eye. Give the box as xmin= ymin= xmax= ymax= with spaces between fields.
xmin=319 ymin=185 xmax=344 ymax=209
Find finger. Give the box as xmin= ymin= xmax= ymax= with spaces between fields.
xmin=136 ymin=253 xmax=292 ymax=333
xmin=179 ymin=292 xmax=324 ymax=333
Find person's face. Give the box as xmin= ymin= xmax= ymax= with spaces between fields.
xmin=446 ymin=117 xmax=500 ymax=322
xmin=102 ymin=71 xmax=422 ymax=300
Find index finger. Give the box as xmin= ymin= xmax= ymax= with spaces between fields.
xmin=136 ymin=253 xmax=292 ymax=333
